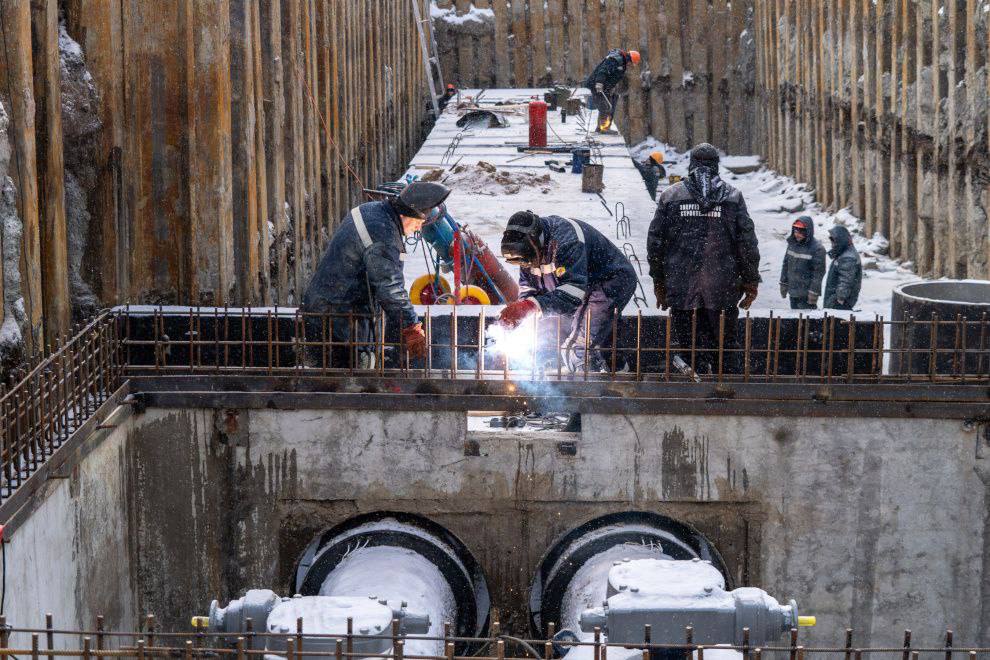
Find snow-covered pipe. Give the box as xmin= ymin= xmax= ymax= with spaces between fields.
xmin=529 ymin=511 xmax=730 ymax=640
xmin=295 ymin=513 xmax=491 ymax=657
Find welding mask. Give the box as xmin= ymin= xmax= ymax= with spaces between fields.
xmin=501 ymin=211 xmax=543 ymax=267
xmin=396 ymin=181 xmax=452 ymax=219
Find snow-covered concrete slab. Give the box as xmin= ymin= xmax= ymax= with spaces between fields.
xmin=403 ymin=88 xmax=658 ymax=313
xmin=403 ymin=88 xmax=919 ymax=319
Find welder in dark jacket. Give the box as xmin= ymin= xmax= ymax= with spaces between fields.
xmin=824 ymin=225 xmax=862 ymax=310
xmin=302 ymin=182 xmax=451 ymax=366
xmin=586 ymin=48 xmax=641 ymax=132
xmin=498 ymin=211 xmax=637 ymax=372
xmin=647 ymin=143 xmax=761 ymax=374
xmin=779 ymin=216 xmax=826 ymax=310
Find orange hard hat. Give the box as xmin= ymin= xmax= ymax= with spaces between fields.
xmin=650 ymin=151 xmax=664 ymax=164
xmin=628 ymin=50 xmax=641 ymax=65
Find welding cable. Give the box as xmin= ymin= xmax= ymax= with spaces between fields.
xmin=296 ymin=60 xmax=366 ymax=192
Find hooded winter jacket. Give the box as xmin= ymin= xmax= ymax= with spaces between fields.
xmin=302 ymin=200 xmax=417 ymax=327
xmin=823 ymin=226 xmax=862 ymax=310
xmin=586 ymin=49 xmax=629 ymax=95
xmin=780 ymin=219 xmax=826 ymax=300
xmin=518 ymin=215 xmax=637 ymax=316
xmin=647 ymin=173 xmax=761 ymax=310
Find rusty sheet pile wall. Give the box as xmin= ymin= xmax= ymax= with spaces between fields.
xmin=432 ymin=0 xmax=759 ymax=153
xmin=753 ymin=0 xmax=989 ymax=280
xmin=0 ymin=0 xmax=430 ymax=350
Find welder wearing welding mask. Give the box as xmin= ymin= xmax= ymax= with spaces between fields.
xmin=302 ymin=181 xmax=451 ymax=367
xmin=498 ymin=211 xmax=638 ymax=372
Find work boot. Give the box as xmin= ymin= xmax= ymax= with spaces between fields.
xmin=562 ymin=413 xmax=582 ymax=433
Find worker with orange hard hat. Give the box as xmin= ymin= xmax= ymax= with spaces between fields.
xmin=585 ymin=49 xmax=641 ymax=133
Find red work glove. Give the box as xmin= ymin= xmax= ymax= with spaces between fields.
xmin=498 ymin=298 xmax=540 ymax=329
xmin=739 ymin=283 xmax=759 ymax=310
xmin=401 ymin=323 xmax=428 ymax=359
xmin=653 ymin=280 xmax=668 ymax=310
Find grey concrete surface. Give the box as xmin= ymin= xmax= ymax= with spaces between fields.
xmin=3 ymin=408 xmax=138 ymax=646
xmin=4 ymin=403 xmax=988 ymax=651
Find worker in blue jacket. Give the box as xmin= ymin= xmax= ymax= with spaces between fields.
xmin=498 ymin=211 xmax=637 ymax=373
xmin=302 ymin=182 xmax=451 ymax=367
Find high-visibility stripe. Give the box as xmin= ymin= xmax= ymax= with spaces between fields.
xmin=529 ymin=264 xmax=557 ymax=275
xmin=557 ymin=283 xmax=586 ymax=300
xmin=352 ymin=206 xmax=373 ymax=248
xmin=786 ymin=249 xmax=813 ymax=260
xmin=564 ymin=218 xmax=585 ymax=243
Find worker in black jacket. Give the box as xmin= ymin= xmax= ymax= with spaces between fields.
xmin=585 ymin=48 xmax=641 ymax=132
xmin=824 ymin=225 xmax=863 ymax=310
xmin=498 ymin=211 xmax=637 ymax=373
xmin=647 ymin=143 xmax=761 ymax=374
xmin=779 ymin=216 xmax=826 ymax=309
xmin=302 ymin=182 xmax=451 ymax=367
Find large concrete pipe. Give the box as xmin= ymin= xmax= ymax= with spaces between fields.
xmin=890 ymin=281 xmax=990 ymax=376
xmin=529 ymin=512 xmax=810 ymax=659
xmin=206 ymin=513 xmax=490 ymax=658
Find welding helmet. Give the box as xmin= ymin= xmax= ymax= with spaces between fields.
xmin=395 ymin=181 xmax=452 ymax=219
xmin=501 ymin=211 xmax=544 ymax=267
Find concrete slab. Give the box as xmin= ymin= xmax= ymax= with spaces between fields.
xmin=403 ymin=88 xmax=657 ymax=311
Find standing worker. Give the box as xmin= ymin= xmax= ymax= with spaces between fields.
xmin=779 ymin=216 xmax=826 ymax=309
xmin=647 ymin=143 xmax=761 ymax=375
xmin=823 ymin=226 xmax=863 ymax=311
xmin=497 ymin=210 xmax=638 ymax=373
xmin=302 ymin=182 xmax=452 ymax=367
xmin=585 ymin=48 xmax=641 ymax=133
xmin=634 ymin=151 xmax=667 ymax=200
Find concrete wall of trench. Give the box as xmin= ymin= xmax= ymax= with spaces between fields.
xmin=4 ymin=405 xmax=990 ymax=650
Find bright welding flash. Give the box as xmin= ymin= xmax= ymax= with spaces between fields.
xmin=488 ymin=320 xmax=539 ymax=368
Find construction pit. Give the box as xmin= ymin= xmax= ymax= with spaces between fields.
xmin=1 ymin=89 xmax=989 ymax=660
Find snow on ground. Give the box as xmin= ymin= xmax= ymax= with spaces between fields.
xmin=402 ymin=88 xmax=918 ymax=319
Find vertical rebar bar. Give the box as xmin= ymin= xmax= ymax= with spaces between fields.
xmin=742 ymin=627 xmax=750 ymax=660
xmin=594 ymin=627 xmax=601 ymax=660
xmin=844 ymin=629 xmax=853 ymax=660
xmin=664 ymin=314 xmax=671 ymax=382
xmin=717 ymin=311 xmax=725 ymax=381
xmin=31 ymin=633 xmax=39 ymax=660
xmin=237 ymin=637 xmax=245 ymax=660
xmin=635 ymin=311 xmax=642 ymax=381
xmin=82 ymin=637 xmax=90 ymax=660
xmin=743 ymin=312 xmax=751 ymax=382
xmin=0 ymin=616 xmax=8 ymax=660
xmin=901 ymin=630 xmax=911 ymax=660
xmin=929 ymin=313 xmax=938 ymax=381
xmin=96 ymin=616 xmax=104 ymax=651
xmin=477 ymin=309 xmax=485 ymax=379
xmin=789 ymin=628 xmax=798 ymax=660
xmin=944 ymin=630 xmax=953 ymax=660
xmin=451 ymin=306 xmax=458 ymax=379
xmin=610 ymin=310 xmax=618 ymax=377
xmin=45 ymin=613 xmax=54 ymax=660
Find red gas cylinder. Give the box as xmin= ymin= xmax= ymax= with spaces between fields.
xmin=528 ymin=100 xmax=548 ymax=148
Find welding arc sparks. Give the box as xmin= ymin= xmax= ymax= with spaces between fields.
xmin=487 ymin=320 xmax=539 ymax=368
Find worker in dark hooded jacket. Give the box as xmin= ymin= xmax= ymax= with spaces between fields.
xmin=779 ymin=216 xmax=826 ymax=309
xmin=647 ymin=143 xmax=761 ymax=374
xmin=634 ymin=151 xmax=667 ymax=200
xmin=498 ymin=210 xmax=637 ymax=372
xmin=585 ymin=48 xmax=641 ymax=133
xmin=302 ymin=181 xmax=451 ymax=367
xmin=823 ymin=225 xmax=862 ymax=310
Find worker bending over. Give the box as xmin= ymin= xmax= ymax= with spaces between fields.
xmin=585 ymin=48 xmax=641 ymax=133
xmin=647 ymin=143 xmax=761 ymax=375
xmin=497 ymin=211 xmax=637 ymax=372
xmin=635 ymin=151 xmax=667 ymax=200
xmin=302 ymin=182 xmax=451 ymax=367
